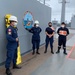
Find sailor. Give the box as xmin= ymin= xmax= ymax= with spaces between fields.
xmin=56 ymin=22 xmax=69 ymax=55
xmin=44 ymin=22 xmax=54 ymax=54
xmin=5 ymin=16 xmax=21 ymax=75
xmin=29 ymin=20 xmax=42 ymax=55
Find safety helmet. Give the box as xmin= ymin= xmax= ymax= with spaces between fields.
xmin=9 ymin=16 xmax=18 ymax=22
xmin=34 ymin=20 xmax=39 ymax=24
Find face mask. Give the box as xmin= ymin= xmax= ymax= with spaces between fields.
xmin=61 ymin=25 xmax=65 ymax=28
xmin=36 ymin=24 xmax=39 ymax=27
xmin=14 ymin=22 xmax=17 ymax=26
xmin=49 ymin=25 xmax=52 ymax=27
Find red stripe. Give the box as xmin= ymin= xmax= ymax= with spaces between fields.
xmin=67 ymin=57 xmax=75 ymax=60
xmin=67 ymin=44 xmax=75 ymax=59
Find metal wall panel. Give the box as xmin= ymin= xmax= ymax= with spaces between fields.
xmin=0 ymin=0 xmax=51 ymax=64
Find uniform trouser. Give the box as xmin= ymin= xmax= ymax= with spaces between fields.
xmin=45 ymin=37 xmax=54 ymax=51
xmin=58 ymin=37 xmax=66 ymax=52
xmin=32 ymin=39 xmax=40 ymax=52
xmin=5 ymin=48 xmax=17 ymax=69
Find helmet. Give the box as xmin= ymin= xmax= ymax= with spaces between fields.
xmin=9 ymin=16 xmax=18 ymax=22
xmin=34 ymin=20 xmax=39 ymax=24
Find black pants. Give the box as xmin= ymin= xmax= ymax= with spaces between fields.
xmin=58 ymin=37 xmax=66 ymax=48
xmin=45 ymin=37 xmax=54 ymax=50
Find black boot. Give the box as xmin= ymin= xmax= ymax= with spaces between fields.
xmin=63 ymin=48 xmax=67 ymax=55
xmin=36 ymin=52 xmax=40 ymax=54
xmin=32 ymin=50 xmax=35 ymax=55
xmin=51 ymin=48 xmax=54 ymax=54
xmin=13 ymin=65 xmax=21 ymax=69
xmin=44 ymin=49 xmax=47 ymax=53
xmin=56 ymin=47 xmax=61 ymax=54
xmin=63 ymin=52 xmax=67 ymax=55
xmin=36 ymin=49 xmax=40 ymax=55
xmin=6 ymin=68 xmax=12 ymax=75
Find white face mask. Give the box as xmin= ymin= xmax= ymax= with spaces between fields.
xmin=14 ymin=22 xmax=17 ymax=26
xmin=36 ymin=24 xmax=39 ymax=27
xmin=61 ymin=25 xmax=65 ymax=28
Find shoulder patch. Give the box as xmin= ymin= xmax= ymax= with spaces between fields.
xmin=8 ymin=29 xmax=11 ymax=32
xmin=8 ymin=32 xmax=11 ymax=35
xmin=8 ymin=29 xmax=12 ymax=35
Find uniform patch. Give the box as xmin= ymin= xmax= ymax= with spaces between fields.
xmin=8 ymin=29 xmax=12 ymax=35
xmin=8 ymin=32 xmax=11 ymax=35
xmin=8 ymin=29 xmax=11 ymax=32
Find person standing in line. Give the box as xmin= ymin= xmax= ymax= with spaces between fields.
xmin=29 ymin=20 xmax=42 ymax=55
xmin=56 ymin=22 xmax=69 ymax=55
xmin=5 ymin=16 xmax=21 ymax=75
xmin=44 ymin=22 xmax=55 ymax=54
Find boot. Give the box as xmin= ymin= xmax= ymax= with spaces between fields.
xmin=32 ymin=51 xmax=35 ymax=55
xmin=6 ymin=68 xmax=12 ymax=75
xmin=36 ymin=52 xmax=40 ymax=54
xmin=63 ymin=52 xmax=67 ymax=55
xmin=56 ymin=47 xmax=61 ymax=54
xmin=36 ymin=49 xmax=40 ymax=55
xmin=44 ymin=49 xmax=47 ymax=53
xmin=13 ymin=65 xmax=21 ymax=69
xmin=51 ymin=48 xmax=54 ymax=54
xmin=63 ymin=48 xmax=67 ymax=55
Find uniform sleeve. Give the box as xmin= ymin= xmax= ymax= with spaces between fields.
xmin=57 ymin=28 xmax=60 ymax=35
xmin=45 ymin=28 xmax=47 ymax=32
xmin=39 ymin=27 xmax=42 ymax=33
xmin=67 ymin=28 xmax=69 ymax=36
xmin=53 ymin=29 xmax=55 ymax=32
xmin=6 ymin=28 xmax=16 ymax=42
xmin=51 ymin=27 xmax=55 ymax=32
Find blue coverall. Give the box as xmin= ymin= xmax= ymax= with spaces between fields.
xmin=5 ymin=26 xmax=18 ymax=69
xmin=29 ymin=27 xmax=42 ymax=52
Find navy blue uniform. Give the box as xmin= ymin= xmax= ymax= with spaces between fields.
xmin=5 ymin=26 xmax=18 ymax=69
xmin=29 ymin=27 xmax=42 ymax=52
xmin=45 ymin=27 xmax=54 ymax=52
xmin=57 ymin=27 xmax=69 ymax=53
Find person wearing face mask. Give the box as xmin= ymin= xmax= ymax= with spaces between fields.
xmin=44 ymin=22 xmax=55 ymax=54
xmin=56 ymin=22 xmax=69 ymax=55
xmin=5 ymin=16 xmax=21 ymax=75
xmin=29 ymin=20 xmax=42 ymax=55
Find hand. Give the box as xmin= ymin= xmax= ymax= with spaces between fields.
xmin=18 ymin=42 xmax=20 ymax=47
xmin=16 ymin=38 xmax=19 ymax=42
xmin=49 ymin=35 xmax=52 ymax=38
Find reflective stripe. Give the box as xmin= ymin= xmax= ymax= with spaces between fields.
xmin=59 ymin=30 xmax=67 ymax=35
